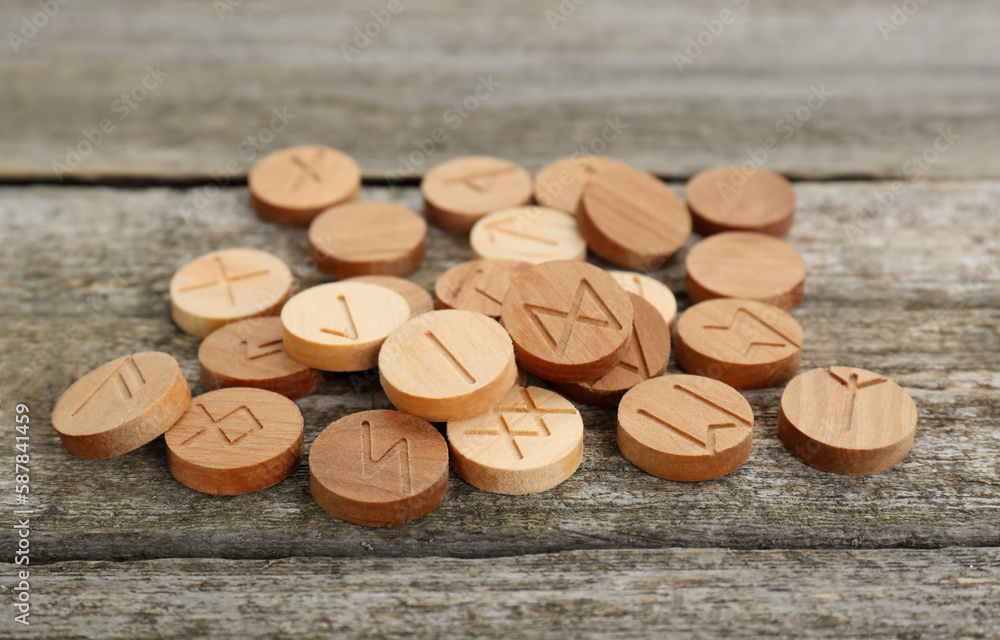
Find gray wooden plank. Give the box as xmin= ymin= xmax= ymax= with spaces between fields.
xmin=1 ymin=181 xmax=998 ymax=562
xmin=2 ymin=548 xmax=998 ymax=639
xmin=0 ymin=0 xmax=998 ymax=181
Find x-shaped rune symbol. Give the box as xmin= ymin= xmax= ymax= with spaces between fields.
xmin=178 ymin=256 xmax=270 ymax=307
xmin=461 ymin=388 xmax=576 ymax=460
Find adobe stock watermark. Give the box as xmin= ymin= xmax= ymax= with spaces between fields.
xmin=842 ymin=126 xmax=960 ymax=242
xmin=384 ymin=74 xmax=504 ymax=188
xmin=341 ymin=0 xmax=415 ymax=62
xmin=533 ymin=116 xmax=630 ymax=207
xmin=7 ymin=0 xmax=72 ymax=54
xmin=673 ymin=0 xmax=750 ymax=72
xmin=177 ymin=106 xmax=296 ymax=224
xmin=213 ymin=0 xmax=242 ymax=21
xmin=50 ymin=65 xmax=170 ymax=181
xmin=877 ymin=0 xmax=930 ymax=41
xmin=545 ymin=0 xmax=588 ymax=31
xmin=715 ymin=84 xmax=834 ymax=201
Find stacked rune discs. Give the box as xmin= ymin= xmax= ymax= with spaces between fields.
xmin=51 ymin=149 xmax=920 ymax=533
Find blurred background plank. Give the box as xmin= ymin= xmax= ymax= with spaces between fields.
xmin=2 ymin=181 xmax=997 ymax=563
xmin=3 ymin=548 xmax=998 ymax=639
xmin=1 ymin=0 xmax=997 ymax=182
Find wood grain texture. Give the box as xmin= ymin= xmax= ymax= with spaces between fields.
xmin=619 ymin=374 xmax=754 ymax=481
xmin=51 ymin=352 xmax=191 ymax=460
xmin=534 ymin=156 xmax=633 ymax=215
xmin=447 ymin=386 xmax=584 ymax=495
xmin=346 ymin=275 xmax=434 ymax=319
xmin=578 ymin=166 xmax=692 ymax=270
xmin=686 ymin=231 xmax=807 ymax=311
xmin=310 ymin=410 xmax=449 ymax=526
xmin=675 ymin=298 xmax=803 ymax=390
xmin=165 ymin=388 xmax=303 ymax=495
xmin=686 ymin=166 xmax=797 ymax=237
xmin=199 ymin=316 xmax=322 ymax=400
xmin=281 ymin=281 xmax=410 ymax=371
xmin=610 ymin=270 xmax=678 ymax=326
xmin=2 ymin=181 xmax=1000 ymax=563
xmin=435 ymin=258 xmax=532 ymax=319
xmin=779 ymin=367 xmax=918 ymax=475
xmin=309 ymin=201 xmax=426 ymax=278
xmin=3 ymin=1 xmax=999 ymax=182
xmin=3 ymin=548 xmax=997 ymax=639
xmin=379 ymin=310 xmax=517 ymax=421
xmin=421 ymin=157 xmax=533 ymax=234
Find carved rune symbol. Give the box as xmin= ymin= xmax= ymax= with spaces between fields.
xmin=462 ymin=388 xmax=576 ymax=460
xmin=320 ymin=295 xmax=358 ymax=340
xmin=239 ymin=338 xmax=283 ymax=361
xmin=425 ymin=331 xmax=476 ymax=384
xmin=181 ymin=404 xmax=264 ymax=448
xmin=444 ymin=166 xmax=516 ymax=193
xmin=703 ymin=307 xmax=799 ymax=359
xmin=289 ymin=148 xmax=331 ymax=192
xmin=177 ymin=256 xmax=271 ymax=307
xmin=482 ymin=215 xmax=558 ymax=248
xmin=826 ymin=368 xmax=887 ymax=432
xmin=72 ymin=356 xmax=146 ymax=416
xmin=636 ymin=384 xmax=751 ymax=454
xmin=361 ymin=420 xmax=412 ymax=495
xmin=453 ymin=267 xmax=503 ymax=309
xmin=524 ymin=279 xmax=623 ymax=355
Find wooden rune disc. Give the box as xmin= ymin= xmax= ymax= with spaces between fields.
xmin=434 ymin=259 xmax=532 ymax=319
xmin=778 ymin=367 xmax=918 ymax=475
xmin=421 ymin=156 xmax=533 ymax=234
xmin=281 ymin=282 xmax=410 ymax=372
xmin=169 ymin=248 xmax=293 ymax=338
xmin=533 ymin=156 xmax=633 ymax=215
xmin=469 ymin=206 xmax=587 ymax=264
xmin=675 ymin=298 xmax=803 ymax=390
xmin=165 ymin=388 xmax=304 ymax=495
xmin=577 ymin=166 xmax=692 ymax=270
xmin=52 ymin=352 xmax=191 ymax=460
xmin=309 ymin=201 xmax=427 ymax=279
xmin=685 ymin=231 xmax=807 ymax=311
xmin=379 ymin=310 xmax=518 ymax=422
xmin=309 ymin=410 xmax=449 ymax=527
xmin=685 ymin=166 xmax=796 ymax=237
xmin=618 ymin=375 xmax=754 ymax=482
xmin=500 ymin=260 xmax=633 ymax=383
xmin=447 ymin=386 xmax=584 ymax=495
xmin=198 ymin=316 xmax=322 ymax=400
xmin=346 ymin=275 xmax=434 ymax=319
xmin=248 ymin=145 xmax=362 ymax=227
xmin=554 ymin=294 xmax=670 ymax=407
xmin=609 ymin=270 xmax=678 ymax=327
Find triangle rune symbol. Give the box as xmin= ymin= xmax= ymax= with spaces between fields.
xmin=239 ymin=338 xmax=283 ymax=361
xmin=523 ymin=279 xmax=623 ymax=355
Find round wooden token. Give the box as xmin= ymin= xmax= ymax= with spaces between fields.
xmin=685 ymin=231 xmax=806 ymax=311
xmin=778 ymin=367 xmax=918 ymax=475
xmin=447 ymin=386 xmax=583 ymax=495
xmin=52 ymin=352 xmax=191 ymax=459
xmin=618 ymin=374 xmax=754 ymax=482
xmin=169 ymin=248 xmax=293 ymax=338
xmin=248 ymin=145 xmax=362 ymax=227
xmin=198 ymin=317 xmax=322 ymax=400
xmin=533 ymin=156 xmax=633 ymax=215
xmin=675 ymin=298 xmax=803 ymax=390
xmin=165 ymin=388 xmax=303 ymax=495
xmin=309 ymin=201 xmax=427 ymax=279
xmin=555 ymin=294 xmax=670 ymax=407
xmin=501 ymin=261 xmax=633 ymax=383
xmin=577 ymin=166 xmax=692 ymax=270
xmin=421 ymin=156 xmax=533 ymax=234
xmin=469 ymin=206 xmax=587 ymax=264
xmin=309 ymin=410 xmax=449 ymax=527
xmin=379 ymin=310 xmax=518 ymax=422
xmin=685 ymin=166 xmax=796 ymax=237
xmin=346 ymin=275 xmax=434 ymax=319
xmin=434 ymin=259 xmax=531 ymax=319
xmin=281 ymin=282 xmax=410 ymax=372
xmin=609 ymin=270 xmax=678 ymax=327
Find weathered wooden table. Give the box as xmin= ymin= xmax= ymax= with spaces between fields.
xmin=2 ymin=1 xmax=998 ymax=638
